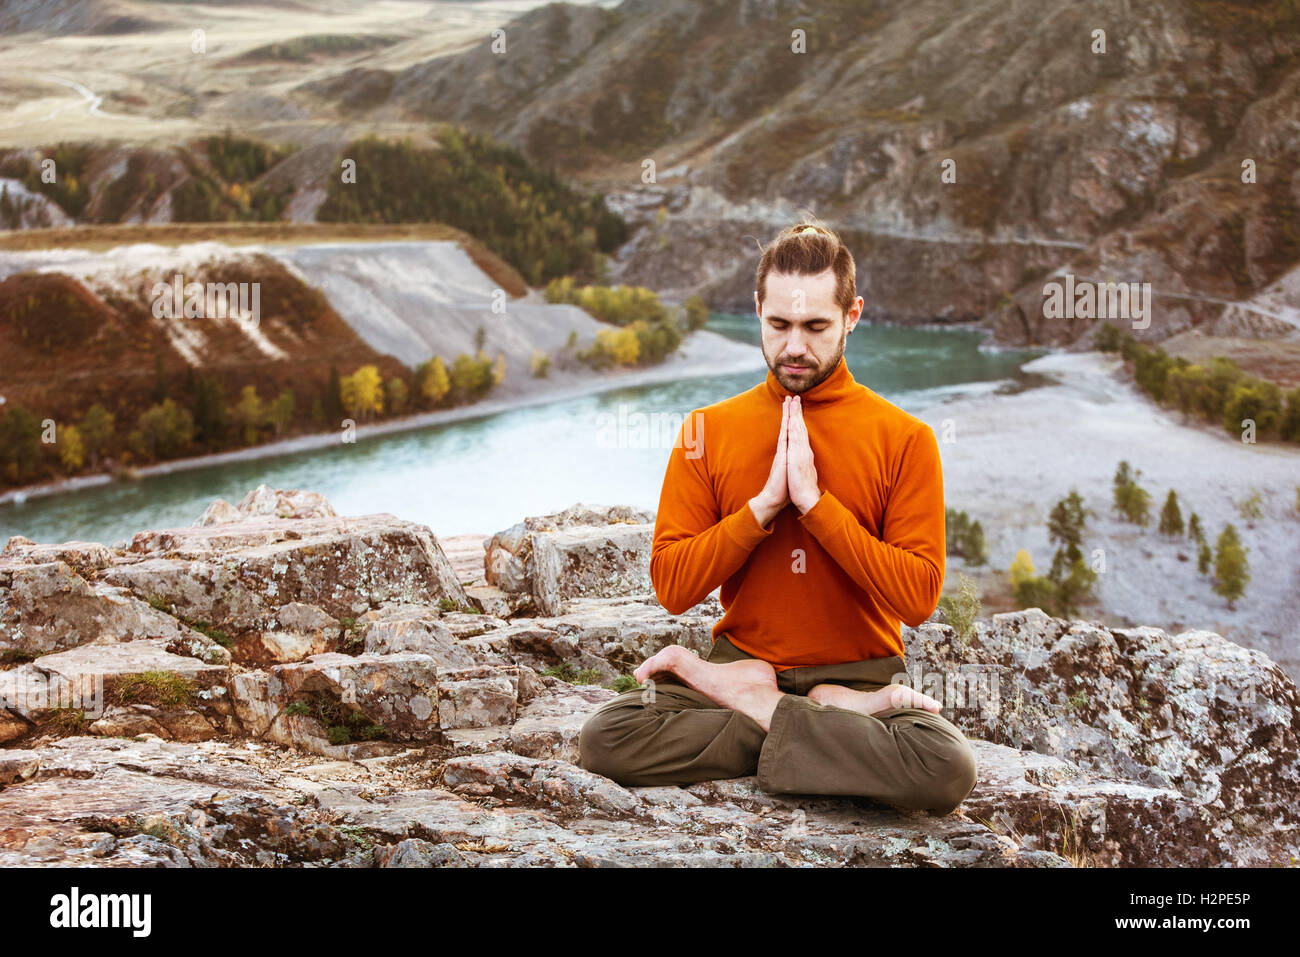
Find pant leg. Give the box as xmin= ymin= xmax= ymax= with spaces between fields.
xmin=577 ymin=638 xmax=766 ymax=787
xmin=756 ymin=653 xmax=978 ymax=815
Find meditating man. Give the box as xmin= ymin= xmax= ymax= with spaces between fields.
xmin=578 ymin=222 xmax=978 ymax=815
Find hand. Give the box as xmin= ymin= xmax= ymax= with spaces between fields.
xmin=748 ymin=396 xmax=791 ymax=528
xmin=787 ymin=396 xmax=822 ymax=513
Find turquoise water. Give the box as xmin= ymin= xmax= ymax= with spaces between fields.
xmin=0 ymin=318 xmax=1044 ymax=544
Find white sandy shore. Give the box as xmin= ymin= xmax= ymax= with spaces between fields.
xmin=920 ymin=350 xmax=1300 ymax=680
xmin=0 ymin=328 xmax=767 ymax=507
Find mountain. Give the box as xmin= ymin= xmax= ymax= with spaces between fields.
xmin=301 ymin=0 xmax=1300 ymax=347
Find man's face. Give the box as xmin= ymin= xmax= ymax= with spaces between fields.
xmin=755 ymin=268 xmax=862 ymax=393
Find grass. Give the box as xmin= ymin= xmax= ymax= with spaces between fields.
xmin=281 ymin=692 xmax=387 ymax=744
xmin=38 ymin=708 xmax=89 ymax=735
xmin=437 ymin=597 xmax=481 ymax=614
xmin=109 ymin=671 xmax=197 ymax=710
xmin=540 ymin=662 xmax=603 ymax=685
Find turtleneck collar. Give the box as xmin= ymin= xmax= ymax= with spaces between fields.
xmin=763 ymin=353 xmax=857 ymax=405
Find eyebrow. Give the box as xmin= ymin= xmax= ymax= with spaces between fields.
xmin=764 ymin=314 xmax=833 ymax=322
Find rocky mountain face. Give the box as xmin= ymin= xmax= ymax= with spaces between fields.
xmin=1 ymin=485 xmax=1296 ymax=867
xmin=311 ymin=0 xmax=1300 ymax=347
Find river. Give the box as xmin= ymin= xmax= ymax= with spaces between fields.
xmin=0 ymin=317 xmax=1044 ymax=544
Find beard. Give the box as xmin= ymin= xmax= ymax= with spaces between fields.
xmin=765 ymin=328 xmax=847 ymax=393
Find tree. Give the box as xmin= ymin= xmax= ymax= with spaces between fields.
xmin=1212 ymin=523 xmax=1250 ymax=609
xmin=965 ymin=520 xmax=987 ymax=566
xmin=0 ymin=404 xmax=41 ymax=479
xmin=192 ymin=375 xmax=228 ymax=444
xmin=416 ymin=356 xmax=450 ymax=406
xmin=1187 ymin=511 xmax=1205 ymax=544
xmin=384 ymin=377 xmax=409 ymax=416
xmin=1112 ymin=460 xmax=1151 ymax=526
xmin=267 ymin=390 xmax=295 ymax=436
xmin=341 ymin=364 xmax=384 ymax=419
xmin=683 ymin=294 xmax=709 ymax=331
xmin=1158 ymin=489 xmax=1184 ymax=537
xmin=529 ymin=348 xmax=551 ymax=378
xmin=1047 ymin=490 xmax=1090 ymax=585
xmin=1008 ymin=549 xmax=1035 ymax=587
xmin=450 ymin=352 xmax=493 ymax=401
xmin=491 ymin=353 xmax=506 ymax=386
xmin=77 ymin=403 xmax=115 ymax=469
xmin=474 ymin=325 xmax=486 ymax=352
xmin=129 ymin=399 xmax=194 ymax=461
xmin=325 ymin=365 xmax=344 ymax=422
xmin=58 ymin=422 xmax=84 ymax=472
xmin=233 ymin=384 xmax=264 ymax=445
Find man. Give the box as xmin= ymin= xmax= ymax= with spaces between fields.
xmin=578 ymin=222 xmax=977 ymax=815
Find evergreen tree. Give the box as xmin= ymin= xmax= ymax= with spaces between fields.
xmin=1197 ymin=539 xmax=1212 ymax=575
xmin=1212 ymin=523 xmax=1250 ymax=609
xmin=325 ymin=365 xmax=344 ymax=422
xmin=1112 ymin=460 xmax=1151 ymax=525
xmin=1158 ymin=489 xmax=1185 ymax=537
xmin=1188 ymin=511 xmax=1204 ymax=544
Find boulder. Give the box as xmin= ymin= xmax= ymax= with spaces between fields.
xmin=103 ymin=514 xmax=469 ymax=663
xmin=195 ymin=485 xmax=338 ymax=525
xmin=484 ymin=503 xmax=654 ymax=616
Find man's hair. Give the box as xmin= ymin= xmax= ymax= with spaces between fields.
xmin=755 ymin=220 xmax=857 ymax=317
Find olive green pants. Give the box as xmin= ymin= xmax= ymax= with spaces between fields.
xmin=578 ymin=634 xmax=977 ymax=815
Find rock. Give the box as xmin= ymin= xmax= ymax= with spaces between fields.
xmin=103 ymin=513 xmax=469 ymax=664
xmin=1 ymin=497 xmax=1296 ymax=867
xmin=358 ymin=603 xmax=476 ymax=667
xmin=531 ymin=523 xmax=653 ymax=616
xmin=0 ymin=709 xmax=30 ymax=745
xmin=372 ymin=838 xmax=470 ymax=867
xmin=239 ymin=602 xmax=340 ymax=664
xmin=0 ymin=539 xmax=117 ymax=578
xmin=484 ymin=503 xmax=654 ymax=616
xmin=0 ymin=561 xmax=224 ymax=659
xmin=0 ymin=750 xmax=39 ymax=787
xmin=196 ymin=485 xmax=337 ymax=525
xmin=437 ymin=666 xmax=522 ymax=730
xmin=440 ymin=751 xmax=642 ymax=816
xmin=903 ymin=608 xmax=1300 ymax=865
xmin=230 ymin=651 xmax=441 ymax=753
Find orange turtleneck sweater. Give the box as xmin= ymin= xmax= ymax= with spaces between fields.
xmin=649 ymin=354 xmax=946 ymax=670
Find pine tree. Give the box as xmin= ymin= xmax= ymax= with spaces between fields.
xmin=325 ymin=365 xmax=343 ymax=422
xmin=1158 ymin=489 xmax=1184 ymax=537
xmin=1188 ymin=511 xmax=1204 ymax=544
xmin=1212 ymin=523 xmax=1250 ymax=609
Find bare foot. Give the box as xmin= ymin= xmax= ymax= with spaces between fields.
xmin=807 ymin=682 xmax=944 ymax=716
xmin=634 ymin=645 xmax=784 ymax=732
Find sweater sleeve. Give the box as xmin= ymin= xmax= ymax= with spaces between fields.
xmin=649 ymin=415 xmax=774 ymax=615
xmin=796 ymin=424 xmax=946 ymax=627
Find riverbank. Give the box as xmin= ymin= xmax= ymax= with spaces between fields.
xmin=0 ymin=327 xmax=766 ymax=507
xmin=925 ymin=349 xmax=1300 ymax=682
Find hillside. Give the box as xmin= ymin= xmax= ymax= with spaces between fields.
xmin=3 ymin=0 xmax=1296 ymax=348
xmin=299 ymin=0 xmax=1300 ymax=348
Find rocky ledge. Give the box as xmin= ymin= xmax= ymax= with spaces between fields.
xmin=1 ymin=486 xmax=1296 ymax=867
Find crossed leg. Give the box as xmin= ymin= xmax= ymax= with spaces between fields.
xmin=633 ymin=644 xmax=944 ymax=730
xmin=580 ymin=643 xmax=976 ymax=814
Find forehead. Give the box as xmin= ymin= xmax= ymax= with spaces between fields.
xmin=762 ymin=268 xmax=839 ymax=316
